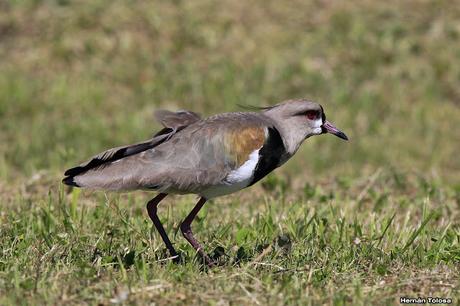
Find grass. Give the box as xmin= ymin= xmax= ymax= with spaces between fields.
xmin=1 ymin=171 xmax=459 ymax=304
xmin=1 ymin=0 xmax=460 ymax=304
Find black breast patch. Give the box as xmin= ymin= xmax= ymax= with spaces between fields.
xmin=249 ymin=127 xmax=286 ymax=186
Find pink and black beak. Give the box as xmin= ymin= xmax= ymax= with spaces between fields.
xmin=321 ymin=119 xmax=348 ymax=141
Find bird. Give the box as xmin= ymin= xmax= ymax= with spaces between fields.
xmin=62 ymin=99 xmax=348 ymax=267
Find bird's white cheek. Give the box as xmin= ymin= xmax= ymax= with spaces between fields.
xmin=313 ymin=119 xmax=323 ymax=128
xmin=314 ymin=127 xmax=323 ymax=134
xmin=311 ymin=119 xmax=323 ymax=135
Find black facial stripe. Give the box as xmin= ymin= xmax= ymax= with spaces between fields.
xmin=249 ymin=127 xmax=286 ymax=186
xmin=294 ymin=111 xmax=307 ymax=116
xmin=320 ymin=105 xmax=326 ymax=123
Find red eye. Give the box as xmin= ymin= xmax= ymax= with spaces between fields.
xmin=306 ymin=110 xmax=319 ymax=120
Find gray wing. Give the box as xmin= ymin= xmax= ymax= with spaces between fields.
xmin=62 ymin=109 xmax=202 ymax=187
xmin=138 ymin=112 xmax=273 ymax=193
xmin=64 ymin=112 xmax=275 ymax=193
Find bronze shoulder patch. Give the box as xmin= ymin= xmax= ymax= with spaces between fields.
xmin=225 ymin=126 xmax=266 ymax=167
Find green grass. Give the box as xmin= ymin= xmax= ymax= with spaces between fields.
xmin=1 ymin=0 xmax=460 ymax=304
xmin=1 ymin=172 xmax=459 ymax=304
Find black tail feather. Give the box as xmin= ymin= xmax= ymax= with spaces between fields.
xmin=62 ymin=133 xmax=173 ymax=185
xmin=63 ymin=140 xmax=157 ymax=178
xmin=62 ymin=109 xmax=201 ymax=185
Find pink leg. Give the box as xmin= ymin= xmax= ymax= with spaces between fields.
xmin=146 ymin=193 xmax=179 ymax=263
xmin=180 ymin=197 xmax=215 ymax=267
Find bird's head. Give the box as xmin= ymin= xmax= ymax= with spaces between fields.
xmin=263 ymin=99 xmax=348 ymax=154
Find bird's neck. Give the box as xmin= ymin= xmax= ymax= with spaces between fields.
xmin=262 ymin=116 xmax=306 ymax=157
xmin=278 ymin=127 xmax=306 ymax=156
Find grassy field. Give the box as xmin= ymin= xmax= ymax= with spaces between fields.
xmin=1 ymin=0 xmax=459 ymax=304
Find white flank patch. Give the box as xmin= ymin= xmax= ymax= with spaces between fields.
xmin=200 ymin=149 xmax=260 ymax=199
xmin=226 ymin=149 xmax=260 ymax=184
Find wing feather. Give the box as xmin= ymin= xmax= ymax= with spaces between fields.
xmin=62 ymin=109 xmax=202 ymax=186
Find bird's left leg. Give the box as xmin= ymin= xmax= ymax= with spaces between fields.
xmin=180 ymin=197 xmax=215 ymax=267
xmin=146 ymin=193 xmax=180 ymax=263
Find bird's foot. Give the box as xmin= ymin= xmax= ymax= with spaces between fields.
xmin=195 ymin=251 xmax=217 ymax=268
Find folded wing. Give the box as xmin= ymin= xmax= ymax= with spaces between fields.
xmin=62 ymin=110 xmax=202 ymax=187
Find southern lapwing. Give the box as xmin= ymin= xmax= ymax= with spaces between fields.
xmin=63 ymin=99 xmax=348 ymax=266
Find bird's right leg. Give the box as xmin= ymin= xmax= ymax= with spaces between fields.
xmin=180 ymin=197 xmax=215 ymax=267
xmin=146 ymin=193 xmax=180 ymax=263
